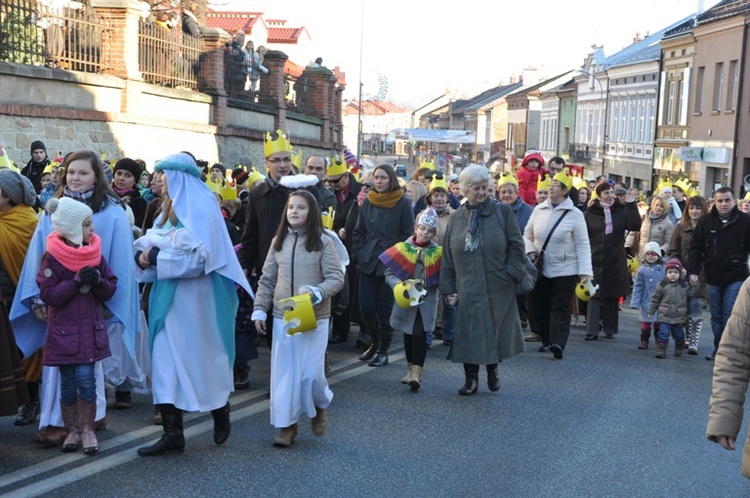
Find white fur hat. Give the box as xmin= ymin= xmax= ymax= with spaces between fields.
xmin=47 ymin=197 xmax=93 ymax=246
xmin=643 ymin=241 xmax=661 ymax=256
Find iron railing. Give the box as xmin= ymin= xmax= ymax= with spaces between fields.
xmin=138 ymin=19 xmax=204 ymax=90
xmin=0 ymin=0 xmax=108 ymax=72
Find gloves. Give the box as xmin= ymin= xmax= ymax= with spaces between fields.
xmin=77 ymin=266 xmax=100 ymax=286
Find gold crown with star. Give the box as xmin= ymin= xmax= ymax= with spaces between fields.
xmin=264 ymin=129 xmax=292 ymax=157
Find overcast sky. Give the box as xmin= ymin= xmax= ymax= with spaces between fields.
xmin=211 ymin=0 xmax=718 ymax=108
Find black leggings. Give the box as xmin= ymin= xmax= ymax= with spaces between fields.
xmin=403 ymin=310 xmax=427 ymax=367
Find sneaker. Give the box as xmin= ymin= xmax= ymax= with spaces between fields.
xmin=550 ymin=344 xmax=564 ymax=360
xmin=688 ymin=347 xmax=698 ymax=356
xmin=638 ymin=341 xmax=648 ymax=350
xmin=114 ymin=391 xmax=132 ymax=409
xmin=524 ymin=333 xmax=541 ymax=342
xmin=234 ymin=370 xmax=250 ymax=390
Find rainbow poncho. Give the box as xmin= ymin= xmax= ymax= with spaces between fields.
xmin=379 ymin=240 xmax=442 ymax=288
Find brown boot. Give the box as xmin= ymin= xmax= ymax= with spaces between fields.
xmin=401 ymin=363 xmax=413 ymax=384
xmin=409 ymin=365 xmax=423 ymax=392
xmin=311 ymin=407 xmax=327 ymax=436
xmin=78 ymin=398 xmax=99 ymax=455
xmin=60 ymin=402 xmax=80 ymax=453
xmin=273 ymin=424 xmax=298 ymax=447
xmin=674 ymin=341 xmax=685 ymax=357
xmin=33 ymin=426 xmax=68 ymax=447
xmin=655 ymin=342 xmax=667 ymax=359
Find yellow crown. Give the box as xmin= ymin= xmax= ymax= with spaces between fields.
xmin=394 ymin=279 xmax=427 ymax=309
xmin=422 ymin=159 xmax=436 ymax=171
xmin=264 ymin=129 xmax=292 ymax=157
xmin=350 ymin=165 xmax=362 ymax=182
xmin=572 ymin=176 xmax=587 ymax=190
xmin=43 ymin=160 xmax=61 ymax=175
xmin=537 ymin=173 xmax=550 ymax=191
xmin=247 ymin=166 xmax=264 ymax=185
xmin=206 ymin=177 xmax=238 ymax=200
xmin=656 ymin=177 xmax=673 ymax=193
xmin=498 ymin=172 xmax=518 ymax=187
xmin=291 ymin=149 xmax=302 ymax=171
xmin=279 ymin=294 xmax=316 ymax=334
xmin=429 ymin=175 xmax=448 ymax=192
xmin=322 ymin=206 xmax=335 ymax=230
xmin=674 ymin=177 xmax=692 ymax=195
xmin=327 ymin=156 xmax=348 ymax=177
xmin=553 ymin=170 xmax=572 ymax=190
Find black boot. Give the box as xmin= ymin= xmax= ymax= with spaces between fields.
xmin=369 ymin=323 xmax=392 ymax=367
xmin=137 ymin=404 xmax=185 ymax=456
xmin=358 ymin=313 xmax=380 ymax=362
xmin=15 ymin=381 xmax=40 ymax=426
xmin=459 ymin=364 xmax=479 ymax=395
xmin=486 ymin=364 xmax=500 ymax=392
xmin=211 ymin=402 xmax=231 ymax=445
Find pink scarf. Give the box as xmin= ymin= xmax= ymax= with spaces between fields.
xmin=45 ymin=233 xmax=102 ymax=272
xmin=600 ymin=201 xmax=614 ymax=234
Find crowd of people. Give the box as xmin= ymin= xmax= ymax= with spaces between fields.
xmin=3 ymin=138 xmax=750 ymax=474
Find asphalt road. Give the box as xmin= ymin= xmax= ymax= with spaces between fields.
xmin=0 ymin=306 xmax=746 ymax=497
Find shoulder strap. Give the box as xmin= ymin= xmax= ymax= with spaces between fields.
xmin=541 ymin=209 xmax=569 ymax=252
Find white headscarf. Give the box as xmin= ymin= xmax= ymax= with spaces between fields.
xmin=154 ymin=153 xmax=251 ymax=294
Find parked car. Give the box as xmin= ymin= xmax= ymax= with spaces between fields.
xmin=395 ymin=164 xmax=407 ymax=177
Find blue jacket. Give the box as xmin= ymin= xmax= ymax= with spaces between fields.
xmin=510 ymin=196 xmax=533 ymax=235
xmin=631 ymin=260 xmax=665 ymax=322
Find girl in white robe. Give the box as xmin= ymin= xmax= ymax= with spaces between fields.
xmin=134 ymin=153 xmax=251 ymax=456
xmin=252 ymin=190 xmax=344 ymax=447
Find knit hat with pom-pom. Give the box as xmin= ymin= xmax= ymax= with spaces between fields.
xmin=47 ymin=197 xmax=93 ymax=246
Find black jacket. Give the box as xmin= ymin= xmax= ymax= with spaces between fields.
xmin=351 ymin=195 xmax=414 ymax=276
xmin=21 ymin=158 xmax=50 ymax=194
xmin=687 ymin=205 xmax=750 ymax=286
xmin=332 ymin=175 xmax=361 ymax=232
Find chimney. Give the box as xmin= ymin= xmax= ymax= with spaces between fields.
xmin=633 ymin=31 xmax=643 ymax=43
xmin=510 ymin=75 xmax=516 ymax=84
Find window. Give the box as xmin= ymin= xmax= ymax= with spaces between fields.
xmin=628 ymin=101 xmax=636 ymax=142
xmin=667 ymin=81 xmax=675 ymax=125
xmin=564 ymin=126 xmax=570 ymax=150
xmin=712 ymin=62 xmax=724 ymax=111
xmin=727 ymin=60 xmax=739 ymax=111
xmin=694 ymin=66 xmax=705 ymax=113
xmin=620 ymin=101 xmax=627 ymax=141
xmin=677 ymin=79 xmax=686 ymax=125
xmin=647 ymin=99 xmax=655 ymax=141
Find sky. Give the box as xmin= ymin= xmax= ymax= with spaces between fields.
xmin=211 ymin=0 xmax=720 ymax=109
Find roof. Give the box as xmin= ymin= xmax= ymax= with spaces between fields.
xmin=449 ymin=82 xmax=523 ymax=114
xmin=506 ymin=70 xmax=574 ymax=100
xmin=268 ymin=27 xmax=305 ymax=43
xmin=205 ymin=10 xmax=263 ymax=34
xmin=663 ymin=16 xmax=696 ymax=39
xmin=342 ymin=100 xmax=407 ymax=116
xmin=697 ymin=0 xmax=750 ymax=25
xmin=605 ymin=15 xmax=695 ymax=68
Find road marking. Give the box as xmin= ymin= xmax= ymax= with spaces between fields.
xmin=0 ymin=352 xmax=404 ymax=497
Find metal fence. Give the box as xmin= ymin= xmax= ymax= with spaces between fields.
xmin=138 ymin=19 xmax=204 ymax=90
xmin=0 ymin=0 xmax=108 ymax=72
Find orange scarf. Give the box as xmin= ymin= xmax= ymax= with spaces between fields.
xmin=367 ymin=189 xmax=403 ymax=209
xmin=46 ymin=233 xmax=102 ymax=272
xmin=0 ymin=205 xmax=38 ymax=285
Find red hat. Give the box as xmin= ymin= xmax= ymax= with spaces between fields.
xmin=521 ymin=152 xmax=545 ymax=168
xmin=665 ymin=258 xmax=684 ymax=273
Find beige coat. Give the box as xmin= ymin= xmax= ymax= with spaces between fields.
xmin=255 ymin=229 xmax=345 ymax=319
xmin=706 ymin=276 xmax=750 ymax=478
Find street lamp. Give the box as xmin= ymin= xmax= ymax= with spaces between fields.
xmin=577 ymin=68 xmax=608 ymax=178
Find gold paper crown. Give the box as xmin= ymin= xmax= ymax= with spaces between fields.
xmin=247 ymin=166 xmax=264 ymax=185
xmin=422 ymin=159 xmax=436 ymax=171
xmin=429 ymin=175 xmax=448 ymax=192
xmin=0 ymin=154 xmax=18 ymax=171
xmin=497 ymin=172 xmax=518 ymax=187
xmin=537 ymin=173 xmax=550 ymax=191
xmin=656 ymin=177 xmax=673 ymax=193
xmin=674 ymin=178 xmax=692 ymax=194
xmin=43 ymin=160 xmax=61 ymax=175
xmin=322 ymin=206 xmax=335 ymax=230
xmin=290 ymin=149 xmax=302 ymax=171
xmin=264 ymin=129 xmax=292 ymax=157
xmin=327 ymin=156 xmax=348 ymax=177
xmin=279 ymin=294 xmax=317 ymax=334
xmin=350 ymin=165 xmax=362 ymax=182
xmin=394 ymin=279 xmax=427 ymax=309
xmin=553 ymin=170 xmax=573 ymax=190
xmin=572 ymin=176 xmax=587 ymax=190
xmin=206 ymin=177 xmax=238 ymax=200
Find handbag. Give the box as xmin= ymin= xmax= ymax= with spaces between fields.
xmin=530 ymin=210 xmax=570 ymax=290
xmin=515 ymin=255 xmax=538 ymax=296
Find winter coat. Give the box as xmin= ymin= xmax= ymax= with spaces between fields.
xmin=626 ymin=210 xmax=674 ymax=261
xmin=352 ymin=196 xmax=414 ymax=276
xmin=630 ymin=261 xmax=665 ymax=322
xmin=516 ymin=165 xmax=547 ymax=206
xmin=316 ymin=183 xmax=337 ymax=212
xmin=510 ymin=196 xmax=534 ymax=235
xmin=384 ymin=237 xmax=440 ymax=334
xmin=668 ymin=222 xmax=707 ymax=299
xmin=21 ymin=158 xmax=50 ymax=194
xmin=687 ymin=205 xmax=750 ymax=287
xmin=439 ymin=201 xmax=526 ymax=364
xmin=254 ymin=229 xmax=345 ymax=320
xmin=413 ymin=192 xmax=461 ymax=217
xmin=37 ymin=254 xmax=117 ymax=366
xmin=647 ymin=278 xmax=690 ymax=324
xmin=117 ymin=188 xmax=147 ymax=229
xmin=707 ymin=276 xmax=750 ymax=478
xmin=524 ymin=197 xmax=592 ymax=279
xmin=332 ymin=175 xmax=361 ymax=232
xmin=585 ymin=199 xmax=642 ymax=299
xmin=433 ymin=206 xmax=453 ymax=246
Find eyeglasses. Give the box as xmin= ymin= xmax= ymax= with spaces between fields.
xmin=328 ymin=176 xmax=345 ymax=184
xmin=267 ymin=157 xmax=292 ymax=165
xmin=363 ymin=182 xmax=373 ymax=189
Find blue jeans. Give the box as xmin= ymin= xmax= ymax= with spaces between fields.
xmin=59 ymin=363 xmax=96 ymax=406
xmin=707 ymin=282 xmax=743 ymax=350
xmin=657 ymin=322 xmax=685 ymax=344
xmin=440 ymin=294 xmax=456 ymax=342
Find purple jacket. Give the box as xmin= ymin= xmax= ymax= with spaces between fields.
xmin=36 ymin=254 xmax=117 ymax=366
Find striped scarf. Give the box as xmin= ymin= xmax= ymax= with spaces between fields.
xmin=465 ymin=198 xmax=489 ymax=252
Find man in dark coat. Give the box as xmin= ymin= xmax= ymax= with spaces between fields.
xmin=687 ymin=186 xmax=750 ymax=360
xmin=21 ymin=140 xmax=51 ymax=194
xmin=305 ymin=155 xmax=336 ymax=212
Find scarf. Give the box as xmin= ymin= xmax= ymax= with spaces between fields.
xmin=465 ymin=198 xmax=489 ymax=252
xmin=356 ymin=189 xmax=367 ymax=207
xmin=0 ymin=205 xmax=38 ymax=285
xmin=600 ymin=200 xmax=614 ymax=235
xmin=367 ymin=189 xmax=403 ymax=209
xmin=63 ymin=185 xmax=95 ymax=204
xmin=45 ymin=232 xmax=102 ymax=272
xmin=648 ymin=210 xmax=666 ymax=221
xmin=378 ymin=241 xmax=442 ymax=287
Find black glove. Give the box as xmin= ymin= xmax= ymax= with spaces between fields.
xmin=77 ymin=266 xmax=100 ymax=286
